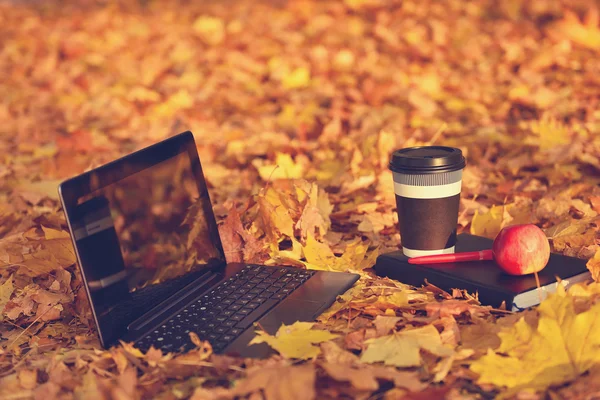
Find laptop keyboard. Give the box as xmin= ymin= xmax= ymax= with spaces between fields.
xmin=135 ymin=265 xmax=316 ymax=353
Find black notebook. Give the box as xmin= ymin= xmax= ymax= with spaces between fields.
xmin=373 ymin=233 xmax=592 ymax=311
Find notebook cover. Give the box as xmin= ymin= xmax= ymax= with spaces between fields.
xmin=373 ymin=233 xmax=590 ymax=309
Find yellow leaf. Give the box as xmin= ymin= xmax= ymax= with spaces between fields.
xmin=332 ymin=49 xmax=355 ymax=71
xmin=249 ymin=321 xmax=338 ymax=359
xmin=470 ymin=205 xmax=505 ymax=239
xmin=257 ymin=187 xmax=296 ymax=240
xmin=17 ymin=369 xmax=37 ymax=390
xmin=126 ymin=86 xmax=161 ymax=103
xmin=192 ymin=15 xmax=225 ymax=45
xmin=317 ymin=285 xmax=363 ymax=322
xmin=302 ymin=233 xmax=347 ymax=271
xmin=340 ymin=239 xmax=369 ymax=266
xmin=413 ymin=73 xmax=442 ymax=99
xmin=344 ymin=0 xmax=380 ymax=9
xmin=151 ymin=90 xmax=194 ymax=120
xmin=527 ymin=115 xmax=570 ymax=151
xmin=282 ymin=67 xmax=311 ymax=90
xmin=373 ymin=291 xmax=409 ymax=310
xmin=567 ymin=281 xmax=600 ymax=297
xmin=119 ymin=341 xmax=146 ymax=358
xmin=553 ymin=9 xmax=600 ymax=50
xmin=470 ymin=285 xmax=600 ymax=392
xmin=360 ymin=325 xmax=454 ymax=367
xmin=255 ymin=153 xmax=305 ymax=181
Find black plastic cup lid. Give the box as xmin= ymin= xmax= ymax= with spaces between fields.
xmin=389 ymin=146 xmax=466 ymax=174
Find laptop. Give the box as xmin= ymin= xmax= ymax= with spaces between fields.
xmin=58 ymin=131 xmax=360 ymax=357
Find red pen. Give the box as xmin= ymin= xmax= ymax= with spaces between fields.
xmin=408 ymin=249 xmax=493 ymax=265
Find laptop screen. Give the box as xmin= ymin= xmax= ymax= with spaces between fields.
xmin=62 ymin=134 xmax=226 ymax=346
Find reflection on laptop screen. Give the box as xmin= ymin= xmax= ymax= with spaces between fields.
xmin=71 ymin=149 xmax=225 ymax=344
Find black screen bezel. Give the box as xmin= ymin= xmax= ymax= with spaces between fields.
xmin=58 ymin=131 xmax=227 ymax=347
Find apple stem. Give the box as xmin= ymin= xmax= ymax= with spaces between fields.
xmin=408 ymin=249 xmax=494 ymax=265
xmin=534 ymin=270 xmax=543 ymax=303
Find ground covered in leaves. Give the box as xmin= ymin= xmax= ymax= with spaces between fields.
xmin=2 ymin=0 xmax=600 ymax=398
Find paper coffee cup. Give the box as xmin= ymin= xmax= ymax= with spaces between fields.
xmin=389 ymin=146 xmax=466 ymax=258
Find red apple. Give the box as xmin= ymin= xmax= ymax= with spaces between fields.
xmin=492 ymin=224 xmax=550 ymax=275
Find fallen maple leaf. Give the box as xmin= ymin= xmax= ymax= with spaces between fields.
xmin=217 ymin=206 xmax=245 ymax=263
xmin=320 ymin=341 xmax=360 ymax=365
xmin=586 ymin=248 xmax=600 ymax=282
xmin=551 ymin=8 xmax=600 ymax=51
xmin=282 ymin=67 xmax=311 ymax=90
xmin=249 ymin=321 xmax=338 ymax=359
xmin=295 ymin=182 xmax=332 ymax=239
xmin=320 ymin=362 xmax=426 ymax=393
xmin=360 ymin=325 xmax=454 ymax=368
xmin=373 ymin=316 xmax=400 ymax=336
xmin=193 ymin=15 xmax=226 ymax=46
xmin=193 ymin=364 xmax=316 ymax=400
xmin=14 ymin=180 xmax=62 ymax=205
xmin=469 ymin=205 xmax=505 ymax=239
xmin=302 ymin=233 xmax=346 ymax=271
xmin=16 ymin=238 xmax=76 ymax=277
xmin=470 ymin=284 xmax=600 ymax=392
xmin=254 ymin=153 xmax=306 ymax=181
xmin=0 ymin=277 xmax=14 ymax=319
xmin=321 ymin=362 xmax=379 ymax=391
xmin=18 ymin=369 xmax=38 ymax=390
xmin=425 ymin=299 xmax=491 ymax=319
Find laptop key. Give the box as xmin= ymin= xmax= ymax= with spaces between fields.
xmin=228 ymin=328 xmax=243 ymax=336
xmin=221 ymin=335 xmax=235 ymax=342
xmin=255 ymin=295 xmax=269 ymax=303
xmin=235 ymin=299 xmax=279 ymax=329
xmin=213 ymin=341 xmax=228 ymax=351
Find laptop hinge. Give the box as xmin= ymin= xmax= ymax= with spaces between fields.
xmin=127 ymin=269 xmax=222 ymax=333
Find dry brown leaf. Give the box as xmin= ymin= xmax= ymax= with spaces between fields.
xmin=586 ymin=248 xmax=600 ymax=282
xmin=232 ymin=364 xmax=316 ymax=400
xmin=373 ymin=316 xmax=401 ymax=337
xmin=425 ymin=300 xmax=491 ymax=319
xmin=320 ymin=341 xmax=360 ymax=365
